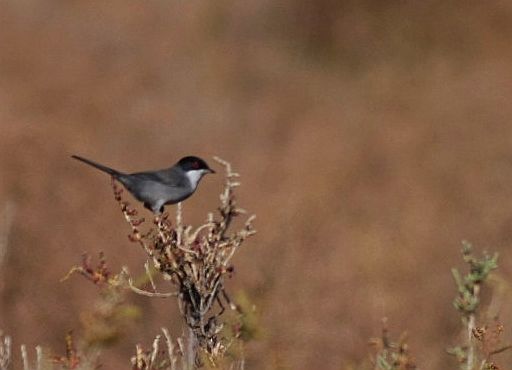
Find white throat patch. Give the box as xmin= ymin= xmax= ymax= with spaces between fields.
xmin=185 ymin=169 xmax=207 ymax=189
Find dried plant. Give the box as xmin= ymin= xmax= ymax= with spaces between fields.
xmin=369 ymin=319 xmax=416 ymax=370
xmin=0 ymin=331 xmax=11 ymax=370
xmin=130 ymin=328 xmax=186 ymax=370
xmin=472 ymin=322 xmax=512 ymax=370
xmin=51 ymin=332 xmax=81 ymax=370
xmin=0 ymin=330 xmax=44 ymax=370
xmin=130 ymin=326 xmax=248 ymax=370
xmin=114 ymin=157 xmax=256 ymax=366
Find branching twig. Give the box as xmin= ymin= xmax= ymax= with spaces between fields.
xmin=123 ymin=267 xmax=178 ymax=298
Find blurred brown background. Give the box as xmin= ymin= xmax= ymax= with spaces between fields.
xmin=1 ymin=1 xmax=512 ymax=369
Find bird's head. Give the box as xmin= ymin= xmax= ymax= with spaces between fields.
xmin=177 ymin=156 xmax=215 ymax=187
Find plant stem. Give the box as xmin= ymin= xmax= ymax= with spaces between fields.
xmin=467 ymin=283 xmax=480 ymax=370
xmin=187 ymin=327 xmax=197 ymax=370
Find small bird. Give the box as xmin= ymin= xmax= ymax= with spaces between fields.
xmin=71 ymin=155 xmax=215 ymax=214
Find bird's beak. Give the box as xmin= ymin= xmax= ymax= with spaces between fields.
xmin=208 ymin=168 xmax=216 ymax=174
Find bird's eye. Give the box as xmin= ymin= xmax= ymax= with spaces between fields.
xmin=192 ymin=161 xmax=200 ymax=169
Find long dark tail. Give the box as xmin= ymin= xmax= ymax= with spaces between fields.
xmin=71 ymin=155 xmax=123 ymax=177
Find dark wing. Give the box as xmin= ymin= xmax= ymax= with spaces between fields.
xmin=129 ymin=167 xmax=187 ymax=187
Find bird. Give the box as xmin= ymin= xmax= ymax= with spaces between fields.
xmin=71 ymin=154 xmax=215 ymax=214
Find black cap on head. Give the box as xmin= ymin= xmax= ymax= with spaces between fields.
xmin=177 ymin=156 xmax=215 ymax=173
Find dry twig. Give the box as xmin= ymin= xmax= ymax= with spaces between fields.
xmin=115 ymin=157 xmax=256 ymax=364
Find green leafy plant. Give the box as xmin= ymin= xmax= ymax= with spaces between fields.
xmin=448 ymin=241 xmax=510 ymax=370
